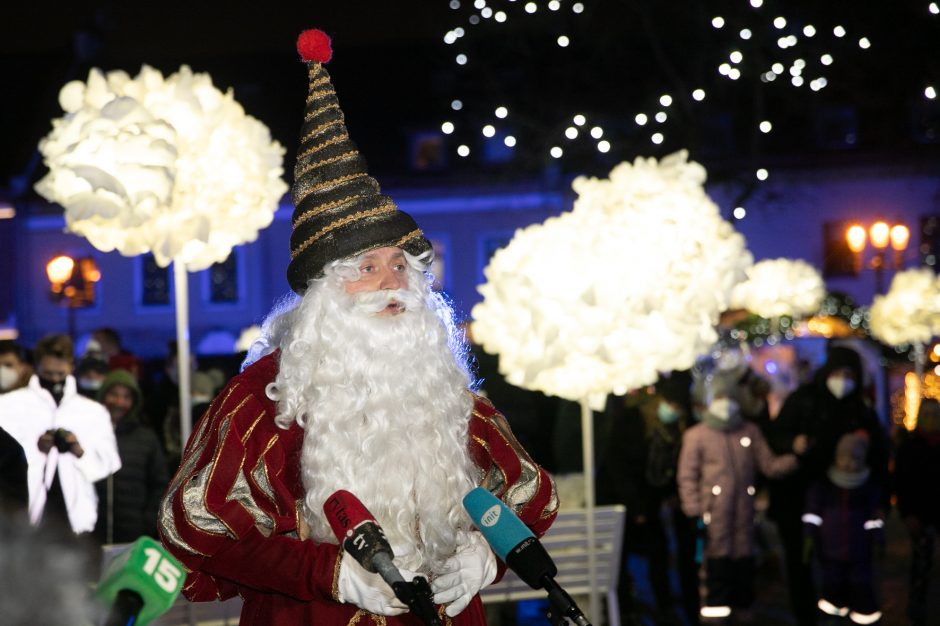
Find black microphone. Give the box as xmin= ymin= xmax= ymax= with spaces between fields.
xmin=323 ymin=490 xmax=442 ymax=626
xmin=463 ymin=487 xmax=592 ymax=626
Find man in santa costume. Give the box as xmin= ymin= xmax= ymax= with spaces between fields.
xmin=159 ymin=29 xmax=558 ymax=626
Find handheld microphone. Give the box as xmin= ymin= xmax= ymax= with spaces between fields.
xmin=463 ymin=487 xmax=592 ymax=626
xmin=96 ymin=536 xmax=184 ymax=626
xmin=323 ymin=490 xmax=441 ymax=626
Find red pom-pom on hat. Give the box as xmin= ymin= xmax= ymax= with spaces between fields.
xmin=297 ymin=29 xmax=332 ymax=63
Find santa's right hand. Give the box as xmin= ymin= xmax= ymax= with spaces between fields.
xmin=337 ymin=552 xmax=413 ymax=616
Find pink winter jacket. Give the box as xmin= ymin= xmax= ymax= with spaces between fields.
xmin=678 ymin=420 xmax=798 ymax=558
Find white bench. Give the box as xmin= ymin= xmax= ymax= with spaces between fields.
xmin=478 ymin=505 xmax=627 ymax=626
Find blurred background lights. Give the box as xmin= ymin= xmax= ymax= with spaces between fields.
xmin=756 ymin=168 xmax=769 ymax=180
xmin=557 ymin=35 xmax=570 ymax=47
xmin=730 ymin=50 xmax=744 ymax=63
xmin=692 ymin=88 xmax=706 ymax=101
xmin=548 ymin=0 xmax=560 ymax=10
xmin=525 ymin=2 xmax=537 ymax=13
xmin=597 ymin=140 xmax=611 ymax=153
xmin=482 ymin=124 xmax=496 ymax=137
xmin=792 ymin=75 xmax=804 ymax=87
xmin=651 ymin=132 xmax=664 ymax=144
xmin=749 ymin=0 xmax=763 ymax=7
xmin=740 ymin=28 xmax=752 ymax=40
xmin=494 ymin=11 xmax=507 ymax=22
xmin=655 ymin=111 xmax=668 ymax=123
xmin=859 ymin=37 xmax=871 ymax=49
xmin=712 ymin=16 xmax=725 ymax=28
xmin=927 ymin=86 xmax=938 ymax=99
xmin=451 ymin=99 xmax=463 ymax=110
xmin=759 ymin=120 xmax=773 ymax=133
xmin=441 ymin=121 xmax=455 ymax=134
xmin=450 ymin=0 xmax=460 ymax=9
xmin=573 ymin=114 xmax=586 ymax=125
xmin=481 ymin=7 xmax=493 ymax=18
xmin=444 ymin=32 xmax=458 ymax=44
xmin=773 ymin=16 xmax=787 ymax=29
xmin=821 ymin=53 xmax=834 ymax=65
xmin=834 ymin=25 xmax=847 ymax=37
xmin=495 ymin=106 xmax=508 ymax=118
xmin=719 ymin=63 xmax=731 ymax=75
xmin=728 ymin=68 xmax=741 ymax=80
xmin=733 ymin=206 xmax=747 ymax=219
xmin=550 ymin=146 xmax=563 ymax=158
xmin=457 ymin=144 xmax=470 ymax=157
xmin=572 ymin=2 xmax=584 ymax=13
xmin=635 ymin=113 xmax=649 ymax=125
xmin=504 ymin=135 xmax=516 ymax=147
xmin=565 ymin=126 xmax=579 ymax=139
xmin=810 ymin=77 xmax=828 ymax=91
xmin=473 ymin=0 xmax=485 ymax=8
xmin=456 ymin=53 xmax=468 ymax=65
xmin=590 ymin=126 xmax=603 ymax=138
xmin=931 ymin=2 xmax=940 ymax=14
xmin=659 ymin=94 xmax=673 ymax=106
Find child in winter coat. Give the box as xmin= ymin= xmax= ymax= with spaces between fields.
xmin=803 ymin=430 xmax=884 ymax=625
xmin=678 ymin=366 xmax=805 ymax=623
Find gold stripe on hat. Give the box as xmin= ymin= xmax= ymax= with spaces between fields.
xmin=308 ymin=73 xmax=331 ymax=89
xmin=291 ymin=202 xmax=397 ymax=260
xmin=294 ymin=150 xmax=360 ymax=179
xmin=302 ymin=172 xmax=368 ymax=197
xmin=301 ymin=118 xmax=345 ymax=143
xmin=306 ymin=88 xmax=336 ymax=104
xmin=304 ymin=101 xmax=341 ymax=123
xmin=296 ymin=132 xmax=350 ymax=162
xmin=292 ymin=194 xmax=363 ymax=228
xmin=393 ymin=229 xmax=424 ymax=248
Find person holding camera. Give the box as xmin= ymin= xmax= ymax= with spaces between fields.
xmin=0 ymin=334 xmax=120 ymax=537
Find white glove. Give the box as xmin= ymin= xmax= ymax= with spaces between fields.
xmin=431 ymin=533 xmax=498 ymax=617
xmin=337 ymin=552 xmax=416 ymax=616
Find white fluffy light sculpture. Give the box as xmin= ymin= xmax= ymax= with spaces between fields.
xmin=36 ymin=65 xmax=287 ymax=445
xmin=471 ymin=151 xmax=751 ymax=620
xmin=870 ymin=268 xmax=940 ymax=347
xmin=731 ymin=257 xmax=826 ymax=319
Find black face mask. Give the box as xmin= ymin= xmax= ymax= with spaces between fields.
xmin=38 ymin=376 xmax=65 ymax=406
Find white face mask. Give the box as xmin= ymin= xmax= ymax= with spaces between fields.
xmin=826 ymin=375 xmax=855 ymax=399
xmin=708 ymin=397 xmax=740 ymax=422
xmin=0 ymin=365 xmax=17 ymax=391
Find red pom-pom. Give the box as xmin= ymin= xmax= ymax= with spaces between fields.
xmin=297 ymin=29 xmax=333 ymax=64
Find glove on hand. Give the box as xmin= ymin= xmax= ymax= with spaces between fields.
xmin=431 ymin=532 xmax=498 ymax=617
xmin=337 ymin=551 xmax=416 ymax=616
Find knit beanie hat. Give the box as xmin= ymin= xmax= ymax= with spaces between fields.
xmin=286 ymin=29 xmax=432 ymax=294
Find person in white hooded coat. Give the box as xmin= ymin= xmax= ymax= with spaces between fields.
xmin=0 ymin=334 xmax=120 ymax=535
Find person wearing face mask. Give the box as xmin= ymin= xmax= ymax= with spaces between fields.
xmin=597 ymin=371 xmax=700 ymax=625
xmin=0 ymin=340 xmax=32 ymax=394
xmin=94 ymin=369 xmax=167 ymax=545
xmin=765 ymin=345 xmax=889 ymax=626
xmin=678 ymin=367 xmax=807 ymax=624
xmin=0 ymin=334 xmax=121 ymax=540
xmin=74 ymin=355 xmax=109 ymax=399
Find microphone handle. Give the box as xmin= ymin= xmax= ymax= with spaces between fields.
xmin=543 ymin=576 xmax=592 ymax=626
xmin=371 ymin=553 xmax=442 ymax=626
xmin=103 ymin=589 xmax=144 ymax=626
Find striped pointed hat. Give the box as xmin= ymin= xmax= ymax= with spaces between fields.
xmin=287 ymin=29 xmax=432 ymax=294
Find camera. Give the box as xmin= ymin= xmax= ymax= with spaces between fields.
xmin=52 ymin=428 xmax=72 ymax=453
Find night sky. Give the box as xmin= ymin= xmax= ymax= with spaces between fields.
xmin=2 ymin=1 xmax=938 ymax=199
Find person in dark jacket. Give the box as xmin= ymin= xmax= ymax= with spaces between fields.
xmin=803 ymin=430 xmax=884 ymax=625
xmin=0 ymin=426 xmax=28 ymax=518
xmin=765 ymin=345 xmax=889 ymax=626
xmin=894 ymin=398 xmax=940 ymax=626
xmin=94 ymin=369 xmax=168 ymax=544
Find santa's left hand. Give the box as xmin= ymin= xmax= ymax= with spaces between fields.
xmin=431 ymin=532 xmax=498 ymax=617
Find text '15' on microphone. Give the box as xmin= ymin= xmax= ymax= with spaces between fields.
xmin=96 ymin=536 xmax=184 ymax=626
xmin=323 ymin=490 xmax=441 ymax=626
xmin=462 ymin=487 xmax=592 ymax=626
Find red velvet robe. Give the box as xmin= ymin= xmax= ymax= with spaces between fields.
xmin=159 ymin=353 xmax=557 ymax=625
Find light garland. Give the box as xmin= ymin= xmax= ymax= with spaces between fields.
xmin=472 ymin=151 xmax=752 ymax=408
xmin=36 ymin=65 xmax=287 ymax=271
xmin=730 ymin=257 xmax=826 ymax=319
xmin=869 ymin=268 xmax=940 ymax=347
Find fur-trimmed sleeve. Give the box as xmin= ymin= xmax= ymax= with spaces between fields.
xmin=467 ymin=394 xmax=558 ymax=537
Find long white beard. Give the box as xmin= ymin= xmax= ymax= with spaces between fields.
xmin=267 ymin=266 xmax=478 ymax=574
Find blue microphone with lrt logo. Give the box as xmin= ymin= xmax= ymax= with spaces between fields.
xmin=462 ymin=487 xmax=592 ymax=626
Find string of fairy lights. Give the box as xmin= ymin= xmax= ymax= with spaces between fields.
xmin=439 ymin=0 xmax=938 ymax=218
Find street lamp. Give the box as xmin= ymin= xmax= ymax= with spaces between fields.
xmin=846 ymin=220 xmax=910 ymax=293
xmin=46 ymin=254 xmax=101 ymax=338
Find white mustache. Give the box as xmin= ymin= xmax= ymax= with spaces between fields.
xmin=352 ymin=289 xmax=422 ymax=314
